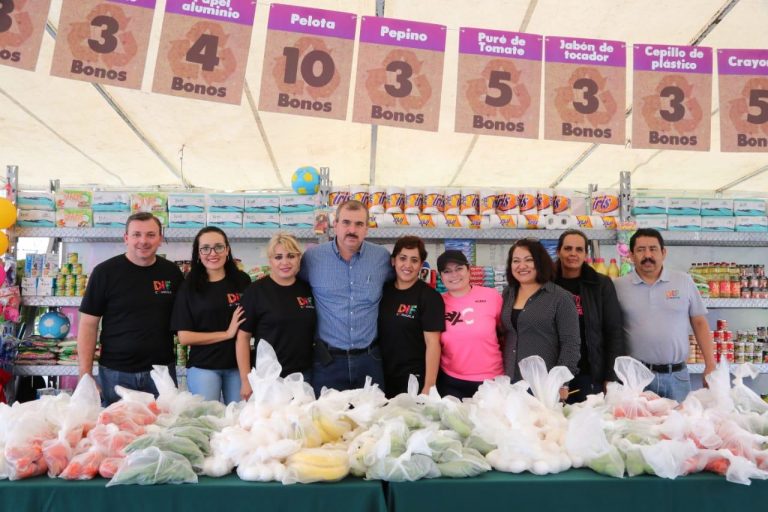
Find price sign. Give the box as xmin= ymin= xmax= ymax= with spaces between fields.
xmin=543 ymin=36 xmax=626 ymax=144
xmin=51 ymin=0 xmax=155 ymax=89
xmin=632 ymin=44 xmax=712 ymax=151
xmin=455 ymin=28 xmax=541 ymax=139
xmin=152 ymin=0 xmax=256 ymax=105
xmin=718 ymin=48 xmax=768 ymax=153
xmin=0 ymin=0 xmax=52 ymax=71
xmin=352 ymin=16 xmax=446 ymax=132
xmin=258 ymin=4 xmax=355 ymax=120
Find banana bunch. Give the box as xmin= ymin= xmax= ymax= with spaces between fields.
xmin=311 ymin=407 xmax=353 ymax=444
xmin=284 ymin=448 xmax=350 ymax=483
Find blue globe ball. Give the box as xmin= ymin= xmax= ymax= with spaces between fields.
xmin=291 ymin=166 xmax=320 ymax=195
xmin=38 ymin=311 xmax=71 ymax=339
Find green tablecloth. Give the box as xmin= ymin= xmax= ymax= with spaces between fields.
xmin=0 ymin=474 xmax=387 ymax=512
xmin=387 ymin=469 xmax=768 ymax=512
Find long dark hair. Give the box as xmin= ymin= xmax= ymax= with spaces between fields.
xmin=187 ymin=227 xmax=241 ymax=292
xmin=505 ymin=238 xmax=555 ymax=289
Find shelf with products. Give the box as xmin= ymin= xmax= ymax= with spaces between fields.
xmin=20 ymin=296 xmax=82 ymax=307
xmin=12 ymin=365 xmax=187 ymax=377
xmin=14 ymin=227 xmax=321 ymax=242
xmin=365 ymin=228 xmax=617 ymax=242
xmin=660 ymin=231 xmax=768 ymax=247
xmin=688 ymin=363 xmax=768 ymax=374
xmin=702 ymin=299 xmax=768 ymax=309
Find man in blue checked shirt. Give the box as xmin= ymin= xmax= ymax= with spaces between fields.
xmin=300 ymin=199 xmax=393 ymax=394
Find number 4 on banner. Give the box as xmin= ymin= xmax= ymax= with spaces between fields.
xmin=152 ymin=0 xmax=256 ymax=105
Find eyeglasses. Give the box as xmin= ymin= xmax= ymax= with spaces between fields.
xmin=272 ymin=253 xmax=299 ymax=261
xmin=199 ymin=244 xmax=227 ymax=255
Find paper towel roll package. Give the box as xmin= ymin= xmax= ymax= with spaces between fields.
xmin=444 ymin=188 xmax=462 ymax=215
xmin=496 ymin=191 xmax=519 ymax=215
xmin=385 ymin=186 xmax=405 ymax=213
xmin=328 ymin=186 xmax=350 ymax=208
xmin=460 ymin=189 xmax=480 ymax=215
xmin=404 ymin=187 xmax=424 ymax=214
xmin=479 ymin=189 xmax=497 ymax=215
xmin=350 ymin=185 xmax=370 ymax=209
xmin=536 ymin=188 xmax=554 ymax=215
xmin=590 ymin=190 xmax=620 ymax=217
xmin=413 ymin=213 xmax=439 ymax=228
xmin=368 ymin=185 xmax=386 ymax=213
xmin=423 ymin=188 xmax=445 ymax=214
xmin=518 ymin=189 xmax=538 ymax=214
xmin=553 ymin=190 xmax=573 ymax=215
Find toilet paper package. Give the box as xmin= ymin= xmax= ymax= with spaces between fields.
xmin=244 ymin=195 xmax=280 ymax=213
xmin=590 ymin=189 xmax=620 ymax=217
xmin=667 ymin=215 xmax=701 ymax=231
xmin=368 ymin=185 xmax=386 ymax=213
xmin=279 ymin=212 xmax=315 ymax=228
xmin=496 ymin=191 xmax=519 ymax=215
xmin=667 ymin=198 xmax=700 ymax=216
xmin=700 ymin=198 xmax=733 ymax=216
xmin=545 ymin=214 xmax=576 ymax=230
xmin=93 ymin=191 xmax=131 ymax=212
xmin=536 ymin=188 xmax=554 ymax=215
xmin=735 ymin=216 xmax=768 ymax=232
xmin=385 ymin=186 xmax=404 ymax=213
xmin=575 ymin=215 xmax=606 ymax=229
xmin=280 ymin=194 xmax=316 ymax=213
xmin=517 ymin=189 xmax=538 ymax=214
xmin=349 ymin=185 xmax=370 ymax=208
xmin=206 ymin=194 xmax=242 ymax=213
xmin=600 ymin=216 xmax=618 ymax=230
xmin=328 ymin=186 xmax=350 ymax=208
xmin=444 ymin=188 xmax=462 ymax=215
xmin=484 ymin=214 xmax=517 ymax=228
xmin=733 ymin=198 xmax=766 ymax=216
xmin=553 ymin=190 xmax=574 ymax=215
xmin=412 ymin=213 xmax=439 ymax=228
xmin=423 ymin=188 xmax=445 ymax=214
xmin=207 ymin=212 xmax=242 ymax=228
xmin=460 ymin=189 xmax=479 ymax=215
xmin=244 ymin=213 xmax=281 ymax=228
xmin=18 ymin=191 xmax=55 ymax=211
xmin=370 ymin=213 xmax=410 ymax=228
xmin=404 ymin=187 xmax=424 ymax=214
xmin=632 ymin=196 xmax=667 ymax=215
xmin=479 ymin=189 xmax=497 ymax=215
xmin=635 ymin=214 xmax=668 ymax=230
xmin=517 ymin=214 xmax=541 ymax=229
xmin=168 ymin=212 xmax=206 ymax=228
xmin=443 ymin=214 xmax=468 ymax=228
xmin=702 ymin=217 xmax=735 ymax=231
xmin=465 ymin=214 xmax=483 ymax=229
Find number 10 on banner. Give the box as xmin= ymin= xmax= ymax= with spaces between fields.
xmin=152 ymin=0 xmax=256 ymax=105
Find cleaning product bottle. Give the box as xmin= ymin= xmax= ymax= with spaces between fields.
xmin=607 ymin=258 xmax=620 ymax=278
xmin=594 ymin=258 xmax=608 ymax=275
xmin=620 ymin=259 xmax=633 ymax=277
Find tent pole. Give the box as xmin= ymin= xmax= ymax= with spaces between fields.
xmin=369 ymin=0 xmax=386 ymax=185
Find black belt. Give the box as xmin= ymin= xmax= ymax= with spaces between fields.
xmin=643 ymin=362 xmax=686 ymax=374
xmin=320 ymin=341 xmax=378 ymax=356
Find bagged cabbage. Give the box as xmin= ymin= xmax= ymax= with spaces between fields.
xmin=125 ymin=432 xmax=204 ymax=469
xmin=166 ymin=426 xmax=211 ymax=455
xmin=436 ymin=447 xmax=491 ymax=477
xmin=365 ymin=453 xmax=438 ymax=482
xmin=107 ymin=447 xmax=197 ymax=486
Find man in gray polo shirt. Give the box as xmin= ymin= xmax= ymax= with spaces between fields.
xmin=614 ymin=228 xmax=715 ymax=401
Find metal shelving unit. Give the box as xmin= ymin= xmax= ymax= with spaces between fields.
xmin=20 ymin=296 xmax=82 ymax=307
xmin=702 ymin=298 xmax=768 ymax=309
xmin=688 ymin=363 xmax=768 ymax=374
xmin=15 ymin=227 xmax=320 ymax=242
xmin=12 ymin=365 xmax=187 ymax=377
xmin=366 ymin=228 xmax=617 ymax=242
xmin=661 ymin=231 xmax=768 ymax=247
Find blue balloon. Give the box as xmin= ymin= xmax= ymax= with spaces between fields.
xmin=291 ymin=166 xmax=321 ymax=195
xmin=38 ymin=311 xmax=71 ymax=339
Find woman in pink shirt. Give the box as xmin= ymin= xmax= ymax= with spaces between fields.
xmin=436 ymin=250 xmax=503 ymax=399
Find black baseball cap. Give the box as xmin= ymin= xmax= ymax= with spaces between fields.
xmin=437 ymin=250 xmax=470 ymax=272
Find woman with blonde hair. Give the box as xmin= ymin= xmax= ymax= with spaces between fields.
xmin=236 ymin=233 xmax=316 ymax=400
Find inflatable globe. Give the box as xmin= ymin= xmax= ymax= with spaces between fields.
xmin=38 ymin=311 xmax=71 ymax=339
xmin=291 ymin=166 xmax=320 ymax=195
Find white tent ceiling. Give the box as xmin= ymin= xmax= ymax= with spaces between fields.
xmin=1 ymin=0 xmax=767 ymax=194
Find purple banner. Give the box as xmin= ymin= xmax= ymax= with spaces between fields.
xmin=545 ymin=36 xmax=625 ymax=67
xmin=718 ymin=48 xmax=768 ymax=76
xmin=634 ymin=44 xmax=712 ymax=74
xmin=108 ymin=0 xmax=156 ymax=8
xmin=267 ymin=3 xmax=356 ymax=40
xmin=165 ymin=0 xmax=256 ymax=26
xmin=459 ymin=28 xmax=541 ymax=61
xmin=360 ymin=16 xmax=445 ymax=52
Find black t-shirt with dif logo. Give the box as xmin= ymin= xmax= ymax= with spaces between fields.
xmin=170 ymin=271 xmax=251 ymax=370
xmin=555 ymin=276 xmax=589 ymax=374
xmin=240 ymin=276 xmax=316 ymax=376
xmin=79 ymin=255 xmax=184 ymax=372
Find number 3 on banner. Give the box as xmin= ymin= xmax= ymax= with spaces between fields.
xmin=385 ymin=61 xmax=412 ymax=98
xmin=282 ymin=47 xmax=334 ymax=87
xmin=89 ymin=15 xmax=119 ymax=54
xmin=660 ymin=86 xmax=685 ymax=122
xmin=573 ymin=78 xmax=599 ymax=114
xmin=0 ymin=0 xmax=14 ymax=33
xmin=187 ymin=34 xmax=220 ymax=72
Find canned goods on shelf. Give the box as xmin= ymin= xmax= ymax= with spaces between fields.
xmin=67 ymin=253 xmax=78 ymax=265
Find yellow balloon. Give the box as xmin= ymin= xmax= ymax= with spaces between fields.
xmin=0 ymin=199 xmax=16 ymax=229
xmin=0 ymin=232 xmax=8 ymax=255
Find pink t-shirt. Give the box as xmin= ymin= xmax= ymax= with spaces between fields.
xmin=440 ymin=285 xmax=503 ymax=381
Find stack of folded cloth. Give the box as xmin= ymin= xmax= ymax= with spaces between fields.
xmin=15 ymin=336 xmax=58 ymax=365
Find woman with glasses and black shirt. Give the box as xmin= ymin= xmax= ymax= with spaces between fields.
xmin=236 ymin=233 xmax=316 ymax=400
xmin=501 ymin=239 xmax=580 ymax=400
xmin=171 ymin=227 xmax=251 ymax=404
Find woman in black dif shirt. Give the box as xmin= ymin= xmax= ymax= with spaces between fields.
xmin=171 ymin=227 xmax=250 ymax=404
xmin=236 ymin=233 xmax=316 ymax=400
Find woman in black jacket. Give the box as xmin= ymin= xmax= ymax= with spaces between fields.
xmin=554 ymin=229 xmax=625 ymax=403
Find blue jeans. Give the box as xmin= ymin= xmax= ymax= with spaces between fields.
xmin=99 ymin=365 xmax=177 ymax=407
xmin=645 ymin=368 xmax=691 ymax=402
xmin=186 ymin=367 xmax=241 ymax=404
xmin=312 ymin=344 xmax=385 ymax=396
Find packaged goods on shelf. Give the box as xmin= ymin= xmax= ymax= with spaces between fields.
xmin=349 ymin=184 xmax=369 ymax=207
xmin=667 ymin=198 xmax=701 ymax=215
xmin=517 ymin=214 xmax=541 ymax=229
xmin=444 ymin=187 xmax=462 ymax=214
xmin=553 ymin=190 xmax=574 ymax=215
xmin=536 ymin=188 xmax=554 ymax=215
xmin=735 ymin=216 xmax=768 ymax=232
xmin=667 ymin=215 xmax=702 ymax=231
xmin=634 ymin=214 xmax=668 ymax=230
xmin=444 ymin=214 xmax=481 ymax=228
xmin=279 ymin=212 xmax=315 ymax=228
xmin=279 ymin=194 xmax=315 ymax=213
xmin=444 ymin=239 xmax=476 ymax=265
xmin=368 ymin=185 xmax=386 ymax=213
xmin=483 ymin=214 xmax=517 ymax=228
xmin=479 ymin=189 xmax=496 ymax=215
xmin=244 ymin=194 xmax=280 ymax=213
xmin=92 ymin=192 xmax=130 ymax=212
xmin=733 ymin=198 xmax=766 ymax=216
xmin=590 ymin=189 xmax=619 ymax=217
xmin=206 ymin=212 xmax=242 ymax=228
xmin=412 ymin=213 xmax=439 ymax=228
xmin=167 ymin=193 xmax=206 ymax=213
xmin=369 ymin=213 xmax=410 ymax=228
xmin=17 ymin=209 xmax=55 ymax=227
xmin=130 ymin=192 xmax=167 ymax=213
xmin=575 ymin=215 xmax=615 ymax=230
xmin=384 ymin=186 xmax=403 ymax=213
xmin=404 ymin=187 xmax=423 ymax=214
xmin=631 ymin=196 xmax=667 ymax=215
xmin=55 ymin=190 xmax=92 ymax=209
xmin=206 ymin=194 xmax=244 ymax=212
xmin=93 ymin=211 xmax=128 ymax=228
xmin=56 ymin=209 xmax=93 ymax=228
xmin=517 ymin=189 xmax=537 ymax=214
xmin=496 ymin=190 xmax=519 ymax=215
xmin=689 ymin=262 xmax=766 ymax=299
xmin=460 ymin=188 xmax=480 ymax=215
xmin=168 ymin=212 xmax=206 ymax=229
xmin=544 ymin=214 xmax=576 ymax=230
xmin=700 ymin=198 xmax=734 ymax=216
xmin=702 ymin=217 xmax=736 ymax=231
xmin=243 ymin=213 xmax=280 ymax=228
xmin=423 ymin=187 xmax=444 ymax=214
xmin=17 ymin=191 xmax=54 ymax=211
